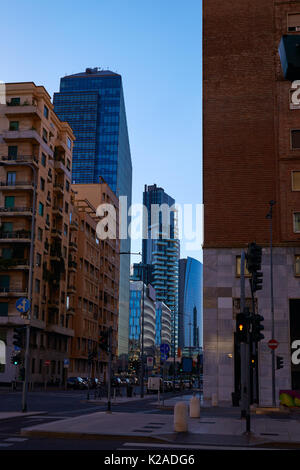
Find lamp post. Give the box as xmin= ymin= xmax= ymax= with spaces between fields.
xmin=0 ymin=160 xmax=37 ymax=412
xmin=266 ymin=200 xmax=276 ymax=407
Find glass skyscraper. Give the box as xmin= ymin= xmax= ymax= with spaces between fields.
xmin=141 ymin=184 xmax=180 ymax=355
xmin=53 ymin=68 xmax=132 ymax=356
xmin=178 ymin=257 xmax=203 ymax=350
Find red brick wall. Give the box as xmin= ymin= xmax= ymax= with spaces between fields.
xmin=203 ymin=0 xmax=278 ymax=247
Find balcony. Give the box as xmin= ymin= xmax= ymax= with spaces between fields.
xmin=68 ymin=260 xmax=77 ymax=272
xmin=0 ymin=230 xmax=31 ymax=242
xmin=69 ymin=241 xmax=78 ymax=252
xmin=4 ymin=104 xmax=42 ymax=120
xmin=52 ymin=206 xmax=63 ymax=218
xmin=0 ymin=180 xmax=34 ymax=191
xmin=2 ymin=130 xmax=53 ymax=157
xmin=0 ymin=285 xmax=28 ymax=297
xmin=0 ymin=258 xmax=29 ymax=270
xmin=51 ymin=228 xmax=62 ymax=239
xmin=67 ymin=285 xmax=76 ymax=294
xmin=53 ymin=160 xmax=71 ymax=180
xmin=0 ymin=154 xmax=39 ymax=167
xmin=0 ymin=206 xmax=33 ymax=216
xmin=70 ymin=220 xmax=79 ymax=231
xmin=53 ymin=182 xmax=64 ymax=194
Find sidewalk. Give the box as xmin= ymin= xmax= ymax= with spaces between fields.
xmin=18 ymin=403 xmax=300 ymax=448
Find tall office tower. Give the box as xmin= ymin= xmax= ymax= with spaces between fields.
xmin=178 ymin=257 xmax=202 ymax=352
xmin=203 ymin=0 xmax=300 ymax=405
xmin=53 ymin=68 xmax=132 ymax=358
xmin=142 ymin=184 xmax=180 ymax=356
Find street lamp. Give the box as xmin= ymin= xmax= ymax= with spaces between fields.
xmin=0 ymin=160 xmax=37 ymax=412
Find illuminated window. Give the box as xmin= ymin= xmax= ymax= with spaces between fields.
xmin=236 ymin=256 xmax=250 ymax=277
xmin=292 ymin=171 xmax=300 ymax=190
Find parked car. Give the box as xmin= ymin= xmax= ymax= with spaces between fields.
xmin=67 ymin=377 xmax=88 ymax=390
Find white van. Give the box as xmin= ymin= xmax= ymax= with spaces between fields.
xmin=147 ymin=376 xmax=162 ymax=393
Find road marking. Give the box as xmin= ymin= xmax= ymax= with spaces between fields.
xmin=4 ymin=437 xmax=28 ymax=442
xmin=120 ymin=442 xmax=274 ymax=451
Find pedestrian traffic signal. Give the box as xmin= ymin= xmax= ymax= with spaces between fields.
xmin=246 ymin=243 xmax=262 ymax=273
xmin=236 ymin=309 xmax=250 ymax=343
xmin=251 ymin=271 xmax=263 ymax=292
xmin=252 ymin=314 xmax=264 ymax=342
xmin=276 ymin=356 xmax=284 ymax=370
xmin=12 ymin=327 xmax=25 ymax=349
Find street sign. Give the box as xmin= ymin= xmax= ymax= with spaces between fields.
xmin=160 ymin=344 xmax=170 ymax=361
xmin=268 ymin=339 xmax=279 ymax=350
xmin=63 ymin=359 xmax=69 ymax=368
xmin=147 ymin=356 xmax=153 ymax=368
xmin=16 ymin=298 xmax=30 ymax=314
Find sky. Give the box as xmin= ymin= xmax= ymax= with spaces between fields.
xmin=1 ymin=0 xmax=202 ymax=264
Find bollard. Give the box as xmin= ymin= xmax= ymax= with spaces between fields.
xmin=189 ymin=394 xmax=200 ymax=418
xmin=174 ymin=402 xmax=188 ymax=432
xmin=212 ymin=393 xmax=218 ymax=407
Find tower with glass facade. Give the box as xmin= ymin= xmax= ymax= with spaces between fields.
xmin=53 ymin=68 xmax=132 ymax=357
xmin=142 ymin=184 xmax=180 ymax=356
xmin=178 ymin=257 xmax=203 ymax=352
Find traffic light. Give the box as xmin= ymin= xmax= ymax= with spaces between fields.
xmin=99 ymin=330 xmax=109 ymax=351
xmin=251 ymin=271 xmax=263 ymax=292
xmin=12 ymin=327 xmax=25 ymax=349
xmin=252 ymin=314 xmax=264 ymax=342
xmin=276 ymin=356 xmax=284 ymax=370
xmin=236 ymin=310 xmax=250 ymax=343
xmin=11 ymin=352 xmax=22 ymax=365
xmin=19 ymin=367 xmax=25 ymax=381
xmin=246 ymin=243 xmax=262 ymax=274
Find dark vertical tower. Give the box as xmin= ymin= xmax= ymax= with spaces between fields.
xmin=54 ymin=68 xmax=132 ymax=357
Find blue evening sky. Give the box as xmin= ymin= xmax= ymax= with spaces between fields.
xmin=1 ymin=0 xmax=202 ymax=263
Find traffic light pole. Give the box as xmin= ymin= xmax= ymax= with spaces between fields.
xmin=268 ymin=201 xmax=276 ymax=407
xmin=107 ymin=327 xmax=112 ymax=413
xmin=240 ymin=251 xmax=251 ymax=433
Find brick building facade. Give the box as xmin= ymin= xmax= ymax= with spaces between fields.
xmin=203 ymin=1 xmax=300 ymax=404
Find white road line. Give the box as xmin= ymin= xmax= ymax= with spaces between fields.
xmin=4 ymin=438 xmax=28 ymax=442
xmin=120 ymin=442 xmax=273 ymax=451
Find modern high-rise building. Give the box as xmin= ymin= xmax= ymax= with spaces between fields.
xmin=178 ymin=257 xmax=203 ymax=351
xmin=53 ymin=68 xmax=132 ymax=357
xmin=203 ymin=0 xmax=300 ymax=405
xmin=142 ymin=184 xmax=180 ymax=355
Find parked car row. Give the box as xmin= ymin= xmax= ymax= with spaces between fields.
xmin=67 ymin=377 xmax=100 ymax=390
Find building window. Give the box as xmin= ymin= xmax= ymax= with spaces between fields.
xmin=292 ymin=171 xmax=300 ymax=190
xmin=37 ymin=228 xmax=43 ymax=241
xmin=0 ymin=303 xmax=8 ymax=316
xmin=42 ymin=128 xmax=48 ymax=143
xmin=66 ymin=180 xmax=70 ymax=192
xmin=40 ymin=177 xmax=45 ymax=191
xmin=288 ymin=13 xmax=300 ymax=32
xmin=7 ymin=172 xmax=16 ymax=185
xmin=38 ymin=202 xmax=44 ymax=216
xmin=8 ymin=146 xmax=18 ymax=158
xmin=44 ymin=105 xmax=49 ymax=119
xmin=67 ymin=137 xmax=72 ymax=149
xmin=35 ymin=279 xmax=40 ymax=293
xmin=36 ymin=253 xmax=41 ymax=267
xmin=291 ymin=130 xmax=300 ymax=149
xmin=65 ymin=202 xmax=69 ymax=214
xmin=33 ymin=305 xmax=39 ymax=319
xmin=41 ymin=153 xmax=47 ymax=167
xmin=10 ymin=97 xmax=20 ymax=106
xmin=5 ymin=196 xmax=15 ymax=208
xmin=64 ymin=224 xmax=68 ymax=236
xmin=295 ymin=256 xmax=300 ymax=276
xmin=9 ymin=121 xmax=19 ymax=131
xmin=236 ymin=256 xmax=250 ymax=277
xmin=294 ymin=212 xmax=300 ymax=232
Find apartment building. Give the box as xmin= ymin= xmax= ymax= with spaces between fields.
xmin=0 ymin=82 xmax=75 ymax=385
xmin=72 ymin=182 xmax=119 ymax=380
